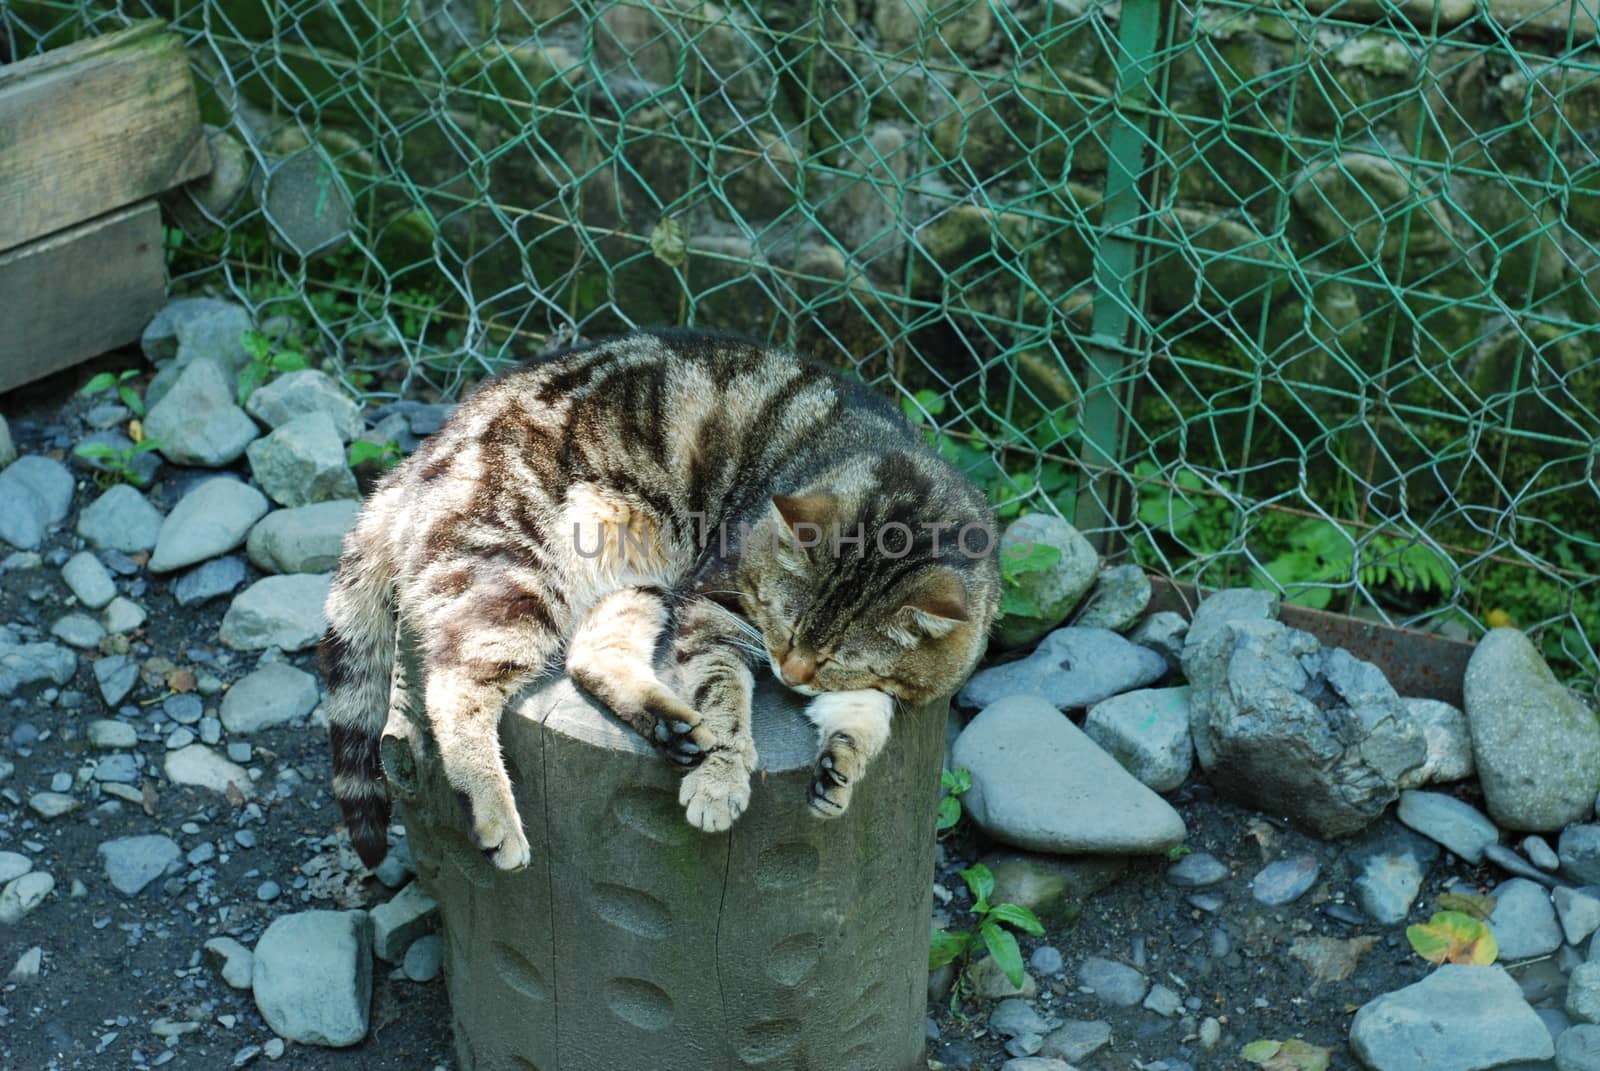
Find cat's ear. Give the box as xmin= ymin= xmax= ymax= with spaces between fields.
xmin=901 ymin=567 xmax=969 ymax=639
xmin=770 ymin=493 xmax=835 ymax=536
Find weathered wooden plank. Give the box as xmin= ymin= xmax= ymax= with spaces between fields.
xmin=0 ymin=20 xmax=209 ymax=253
xmin=0 ymin=202 xmax=165 ymax=395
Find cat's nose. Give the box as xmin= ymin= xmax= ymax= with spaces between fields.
xmin=779 ymin=651 xmax=816 ymax=686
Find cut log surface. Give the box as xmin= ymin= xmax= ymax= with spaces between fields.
xmin=0 ymin=20 xmax=209 ymax=253
xmin=383 ymin=638 xmax=943 ymax=1071
xmin=0 ymin=202 xmax=165 ymax=394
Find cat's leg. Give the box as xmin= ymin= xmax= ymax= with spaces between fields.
xmin=673 ymin=598 xmax=760 ymax=832
xmin=805 ymin=690 xmax=895 ymax=818
xmin=565 ymin=586 xmax=714 ymax=765
xmin=422 ymin=586 xmax=564 ymax=871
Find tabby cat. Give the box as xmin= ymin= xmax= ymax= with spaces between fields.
xmin=322 ymin=330 xmax=1000 ymax=870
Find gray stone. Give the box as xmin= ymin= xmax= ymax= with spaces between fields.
xmin=1180 ymin=587 xmax=1279 ymax=670
xmin=218 ymin=573 xmax=333 ymax=652
xmin=164 ymin=745 xmax=254 ymax=798
xmin=1028 ymin=946 xmax=1063 ymax=975
xmin=1351 ymin=828 xmax=1438 ymax=925
xmin=149 ymin=479 xmax=270 ymax=573
xmin=402 ymin=934 xmax=442 ymax=982
xmin=204 ymin=936 xmax=255 ymax=989
xmin=1565 ymin=827 xmax=1600 ymax=885
xmin=28 ymin=792 xmax=78 ymax=818
xmin=246 ymin=412 xmax=360 ymax=508
xmin=1040 ymin=1020 xmax=1111 ymax=1064
xmin=1557 ymin=1024 xmax=1600 ymax=1071
xmin=1572 ymin=961 xmax=1600 ymax=1024
xmin=101 ymin=596 xmax=147 ymax=634
xmin=143 ymin=360 xmax=260 ymax=467
xmin=1465 ymin=628 xmax=1600 ymax=832
xmin=954 ymin=696 xmax=1186 ymax=854
xmin=93 ymin=753 xmax=139 ymax=783
xmin=1489 ymin=879 xmax=1564 ymax=962
xmin=0 ymin=871 xmax=54 ymax=924
xmin=1187 ymin=618 xmax=1426 ymax=838
xmin=0 ymin=852 xmax=31 ymax=883
xmin=1143 ymin=983 xmax=1182 ymax=1017
xmin=141 ymin=298 xmax=253 ymax=373
xmin=959 ymin=627 xmax=1168 ymax=712
xmin=1398 ymin=790 xmax=1499 ymax=863
xmin=1350 ymin=964 xmax=1553 ymax=1069
xmin=1252 ymin=855 xmax=1320 ymax=906
xmin=98 ymin=835 xmax=182 ymax=895
xmin=990 ymin=998 xmax=1049 ymax=1040
xmin=173 ymin=555 xmax=248 ymax=607
xmin=982 ymin=853 xmax=1127 ymax=927
xmin=371 ymin=881 xmax=439 ymax=962
xmin=251 ymin=910 xmax=372 ymax=1047
xmin=0 ymin=413 xmax=11 ymax=467
xmin=51 ymin=613 xmax=105 ymax=650
xmin=0 ymin=640 xmax=76 ymax=696
xmin=1167 ymin=851 xmax=1230 ymax=888
xmin=1127 ymin=611 xmax=1188 ymax=670
xmin=1083 ymin=686 xmax=1193 ymax=792
xmin=1526 ymin=836 xmax=1562 ymax=871
xmin=1557 ymin=887 xmax=1600 ymax=947
xmin=62 ymin=552 xmax=116 ymax=609
xmin=1001 ymin=1060 xmax=1073 ymax=1071
xmin=220 ymin=663 xmax=320 ymax=733
xmin=93 ymin=655 xmax=138 ymax=706
xmin=874 ymin=0 xmax=993 ymax=52
xmin=246 ymin=499 xmax=360 ymax=574
xmin=992 ymin=514 xmax=1100 ymax=649
xmin=260 ymin=151 xmax=355 ymax=258
xmin=968 ymin=954 xmax=1038 ymax=999
xmin=0 ymin=456 xmax=74 ymax=550
xmin=76 ymin=485 xmax=164 ymax=553
xmin=1395 ymin=698 xmax=1475 ymax=789
xmin=1077 ymin=956 xmax=1147 ymax=1007
xmin=1486 ymin=843 xmax=1560 ymax=888
xmin=246 ymin=370 xmax=365 ymax=442
xmin=1072 ymin=565 xmax=1152 ymax=632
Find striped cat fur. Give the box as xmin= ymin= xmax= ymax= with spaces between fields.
xmin=320 ymin=329 xmax=1000 ymax=869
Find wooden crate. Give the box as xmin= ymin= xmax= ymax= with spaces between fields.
xmin=0 ymin=20 xmax=210 ymax=394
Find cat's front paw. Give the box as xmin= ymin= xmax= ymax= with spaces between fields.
xmin=808 ymin=733 xmax=860 ymax=819
xmin=470 ymin=800 xmax=532 ymax=871
xmin=679 ymin=755 xmax=752 ymax=833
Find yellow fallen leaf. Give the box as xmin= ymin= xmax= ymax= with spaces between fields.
xmin=1406 ymin=910 xmax=1498 ymax=965
xmin=129 ymin=418 xmax=144 ymax=443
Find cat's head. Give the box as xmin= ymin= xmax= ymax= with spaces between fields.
xmin=735 ymin=472 xmax=1000 ymax=705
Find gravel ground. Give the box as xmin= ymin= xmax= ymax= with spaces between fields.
xmin=0 ymin=353 xmax=1515 ymax=1071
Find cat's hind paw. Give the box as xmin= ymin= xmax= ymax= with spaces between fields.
xmin=679 ymin=756 xmax=752 ymax=833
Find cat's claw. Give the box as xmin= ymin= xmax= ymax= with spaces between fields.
xmin=648 ymin=709 xmax=712 ymax=768
xmin=807 ymin=742 xmax=855 ymax=818
xmin=680 ymin=757 xmax=752 ymax=833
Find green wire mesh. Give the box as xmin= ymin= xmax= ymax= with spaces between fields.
xmin=3 ymin=0 xmax=1597 ymax=687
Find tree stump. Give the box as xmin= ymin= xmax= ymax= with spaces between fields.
xmin=380 ymin=641 xmax=945 ymax=1071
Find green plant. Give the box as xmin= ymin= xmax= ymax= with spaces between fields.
xmin=79 ymin=369 xmax=147 ymax=417
xmin=1253 ymin=517 xmax=1454 ymax=611
xmin=929 ymin=863 xmax=1045 ymax=996
xmin=937 ymin=768 xmax=972 ymax=834
xmin=238 ymin=329 xmax=310 ymax=403
xmin=347 ymin=439 xmax=403 ymax=471
xmin=73 ymin=438 xmax=163 ymax=487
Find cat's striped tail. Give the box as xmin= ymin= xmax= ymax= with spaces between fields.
xmin=320 ymin=528 xmax=400 ymax=869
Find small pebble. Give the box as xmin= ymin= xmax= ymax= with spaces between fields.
xmin=256 ymin=880 xmax=280 ymax=902
xmin=1252 ymin=855 xmax=1321 ymax=906
xmin=1523 ymin=835 xmax=1560 ymax=872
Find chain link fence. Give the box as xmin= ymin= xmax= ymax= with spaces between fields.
xmin=4 ymin=0 xmax=1598 ymax=686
